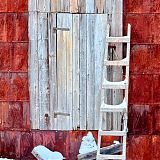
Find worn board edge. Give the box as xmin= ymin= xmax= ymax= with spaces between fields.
xmin=28 ymin=11 xmax=40 ymax=129
xmin=72 ymin=14 xmax=80 ymax=130
xmin=79 ymin=14 xmax=87 ymax=130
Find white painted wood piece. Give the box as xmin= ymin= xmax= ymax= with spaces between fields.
xmin=97 ymin=154 xmax=125 ymax=160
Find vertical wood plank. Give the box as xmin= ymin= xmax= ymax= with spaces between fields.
xmin=78 ymin=0 xmax=86 ymax=13
xmin=48 ymin=13 xmax=57 ymax=130
xmin=57 ymin=30 xmax=67 ymax=130
xmin=78 ymin=0 xmax=94 ymax=13
xmin=85 ymin=0 xmax=95 ymax=13
xmin=38 ymin=13 xmax=50 ymax=130
xmin=94 ymin=14 xmax=108 ymax=129
xmin=28 ymin=0 xmax=38 ymax=11
xmin=72 ymin=14 xmax=80 ymax=130
xmin=70 ymin=0 xmax=78 ymax=13
xmin=38 ymin=0 xmax=50 ymax=12
xmin=51 ymin=0 xmax=58 ymax=12
xmin=28 ymin=12 xmax=40 ymax=129
xmin=58 ymin=0 xmax=70 ymax=12
xmin=79 ymin=14 xmax=87 ymax=129
xmin=57 ymin=13 xmax=72 ymax=130
xmin=66 ymin=14 xmax=73 ymax=130
xmin=95 ymin=0 xmax=106 ymax=13
xmin=86 ymin=14 xmax=95 ymax=129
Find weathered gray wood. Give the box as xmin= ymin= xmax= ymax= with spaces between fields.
xmin=48 ymin=13 xmax=57 ymax=130
xmin=87 ymin=14 xmax=95 ymax=129
xmin=78 ymin=0 xmax=86 ymax=13
xmin=51 ymin=0 xmax=58 ymax=12
xmin=72 ymin=14 xmax=80 ymax=130
xmin=78 ymin=0 xmax=94 ymax=13
xmin=66 ymin=14 xmax=73 ymax=130
xmin=28 ymin=0 xmax=38 ymax=11
xmin=58 ymin=0 xmax=70 ymax=12
xmin=28 ymin=12 xmax=40 ymax=129
xmin=70 ymin=0 xmax=78 ymax=13
xmin=94 ymin=14 xmax=108 ymax=129
xmin=86 ymin=0 xmax=95 ymax=13
xmin=38 ymin=13 xmax=50 ymax=130
xmin=57 ymin=13 xmax=72 ymax=130
xmin=95 ymin=0 xmax=106 ymax=13
xmin=79 ymin=14 xmax=87 ymax=130
xmin=29 ymin=0 xmax=123 ymax=130
xmin=38 ymin=0 xmax=50 ymax=12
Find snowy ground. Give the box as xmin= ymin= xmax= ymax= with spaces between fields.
xmin=0 ymin=159 xmax=14 ymax=160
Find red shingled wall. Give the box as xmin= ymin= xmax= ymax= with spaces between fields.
xmin=0 ymin=0 xmax=160 ymax=159
xmin=125 ymin=0 xmax=160 ymax=159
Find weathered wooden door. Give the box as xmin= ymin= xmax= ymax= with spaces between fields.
xmin=29 ymin=0 xmax=123 ymax=131
xmin=50 ymin=13 xmax=108 ymax=130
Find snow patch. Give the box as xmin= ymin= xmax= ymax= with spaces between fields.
xmin=79 ymin=132 xmax=97 ymax=154
xmin=0 ymin=159 xmax=14 ymax=160
xmin=113 ymin=140 xmax=120 ymax=145
xmin=32 ymin=145 xmax=64 ymax=160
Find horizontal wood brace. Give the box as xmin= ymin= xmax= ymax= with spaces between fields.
xmin=54 ymin=112 xmax=70 ymax=118
xmin=53 ymin=27 xmax=70 ymax=32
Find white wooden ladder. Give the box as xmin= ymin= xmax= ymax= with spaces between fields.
xmin=97 ymin=24 xmax=131 ymax=160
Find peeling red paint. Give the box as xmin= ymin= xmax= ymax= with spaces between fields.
xmin=127 ymin=135 xmax=152 ymax=160
xmin=0 ymin=73 xmax=10 ymax=101
xmin=10 ymin=73 xmax=29 ymax=101
xmin=128 ymin=104 xmax=153 ymax=135
xmin=15 ymin=13 xmax=28 ymax=41
xmin=0 ymin=43 xmax=13 ymax=71
xmin=12 ymin=43 xmax=28 ymax=72
xmin=129 ymin=75 xmax=153 ymax=104
xmin=130 ymin=45 xmax=160 ymax=74
xmin=124 ymin=0 xmax=160 ymax=13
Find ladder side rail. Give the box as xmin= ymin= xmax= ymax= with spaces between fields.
xmin=122 ymin=24 xmax=131 ymax=158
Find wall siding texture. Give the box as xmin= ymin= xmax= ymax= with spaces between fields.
xmin=0 ymin=0 xmax=159 ymax=159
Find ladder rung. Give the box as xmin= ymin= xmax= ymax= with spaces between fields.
xmin=100 ymin=100 xmax=127 ymax=113
xmin=97 ymin=154 xmax=125 ymax=159
xmin=102 ymin=79 xmax=128 ymax=89
xmin=104 ymin=58 xmax=129 ymax=66
xmin=106 ymin=36 xmax=130 ymax=43
xmin=99 ymin=130 xmax=126 ymax=136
